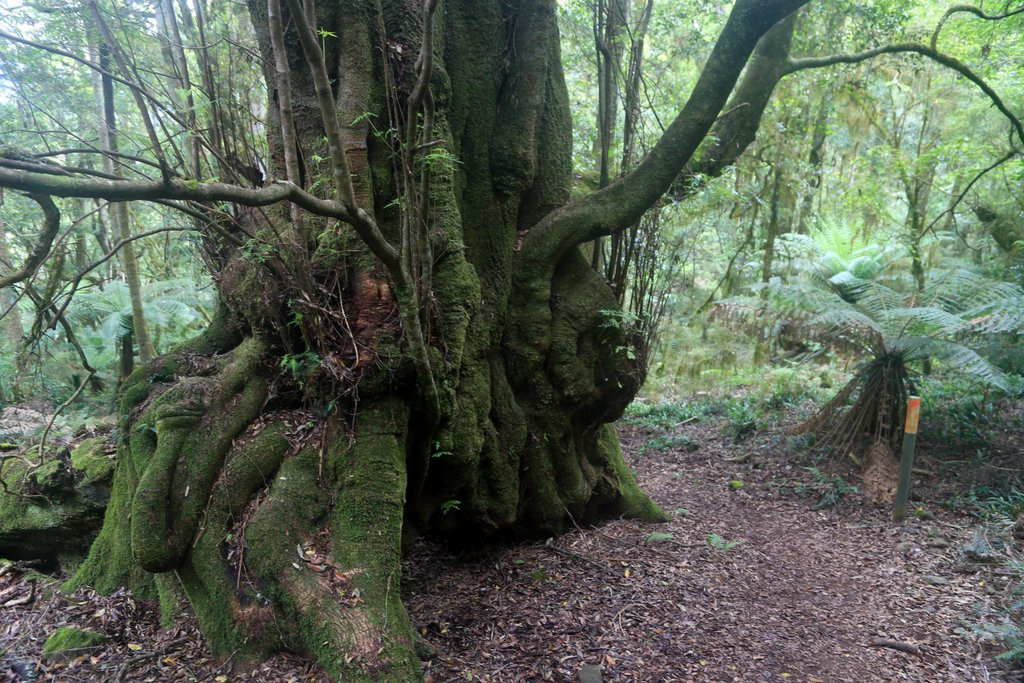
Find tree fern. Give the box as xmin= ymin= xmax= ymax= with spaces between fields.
xmin=71 ymin=278 xmax=212 ymax=355
xmin=715 ymin=233 xmax=1024 ymax=454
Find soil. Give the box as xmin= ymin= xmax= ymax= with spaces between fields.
xmin=1 ymin=413 xmax=1021 ymax=682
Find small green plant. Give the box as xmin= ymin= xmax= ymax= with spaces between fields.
xmin=637 ymin=433 xmax=697 ymax=454
xmin=240 ymin=240 xmax=273 ymax=264
xmin=794 ymin=466 xmax=858 ymax=509
xmin=645 ymin=532 xmax=675 ymax=544
xmin=280 ymin=352 xmax=321 ymax=388
xmin=922 ymin=378 xmax=996 ymax=448
xmin=945 ymin=486 xmax=1024 ymax=521
xmin=624 ymin=400 xmax=710 ymax=429
xmin=440 ymin=499 xmax=461 ymax=514
xmin=969 ymin=560 xmax=1024 ymax=664
xmin=316 ymin=27 xmax=337 ymax=53
xmin=420 ymin=148 xmax=461 ymax=173
xmin=707 ymin=533 xmax=743 ymax=551
xmin=724 ymin=398 xmax=761 ymax=442
xmin=430 ymin=441 xmax=453 ymax=459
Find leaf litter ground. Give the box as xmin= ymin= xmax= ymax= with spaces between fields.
xmin=0 ymin=415 xmax=1020 ymax=682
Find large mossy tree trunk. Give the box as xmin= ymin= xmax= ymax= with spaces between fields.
xmin=65 ymin=0 xmax=804 ymax=679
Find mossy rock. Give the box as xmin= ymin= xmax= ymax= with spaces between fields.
xmin=70 ymin=437 xmax=115 ymax=487
xmin=0 ymin=435 xmax=115 ymax=566
xmin=42 ymin=626 xmax=106 ymax=660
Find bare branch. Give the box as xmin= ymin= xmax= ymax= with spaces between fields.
xmin=931 ymin=3 xmax=1024 ymax=50
xmin=87 ymin=1 xmax=172 ymax=182
xmin=284 ymin=0 xmax=357 ymax=207
xmin=926 ymin=149 xmax=1018 ymax=234
xmin=0 ymin=161 xmax=400 ymax=270
xmin=267 ymin=0 xmax=303 ymax=232
xmin=785 ymin=43 xmax=1024 ymax=147
xmin=0 ymin=194 xmax=60 ymax=290
xmin=0 ymin=29 xmax=233 ymax=184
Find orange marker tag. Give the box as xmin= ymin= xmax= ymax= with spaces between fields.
xmin=904 ymin=396 xmax=921 ymax=434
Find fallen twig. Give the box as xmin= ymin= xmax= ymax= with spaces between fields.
xmin=541 ymin=540 xmax=608 ymax=570
xmin=2 ymin=579 xmax=35 ymax=607
xmin=869 ymin=638 xmax=921 ymax=655
xmin=114 ymin=636 xmax=190 ymax=682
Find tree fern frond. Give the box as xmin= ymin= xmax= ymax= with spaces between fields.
xmin=880 ymin=306 xmax=969 ymax=337
xmin=807 ymin=307 xmax=885 ymax=350
xmin=846 ymin=254 xmax=882 ymax=280
xmin=906 ymin=338 xmax=1013 ymax=392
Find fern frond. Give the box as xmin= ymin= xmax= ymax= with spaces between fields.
xmin=900 ymin=337 xmax=1012 ymax=392
xmin=880 ymin=306 xmax=969 ymax=337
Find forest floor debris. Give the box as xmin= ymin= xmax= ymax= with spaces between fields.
xmin=0 ymin=413 xmax=1020 ymax=682
xmin=404 ymin=415 xmax=1023 ymax=682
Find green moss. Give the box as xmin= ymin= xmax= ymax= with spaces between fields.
xmin=180 ymin=424 xmax=288 ymax=656
xmin=70 ymin=437 xmax=114 ymax=485
xmin=0 ymin=438 xmax=114 ymax=567
xmin=592 ymin=424 xmax=669 ymax=523
xmin=65 ymin=452 xmax=153 ymax=598
xmin=42 ymin=627 xmax=106 ymax=659
xmin=130 ymin=340 xmax=268 ymax=573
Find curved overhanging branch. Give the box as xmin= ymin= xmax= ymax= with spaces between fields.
xmin=0 ymin=162 xmax=401 ymax=271
xmin=515 ymin=0 xmax=808 ymax=284
xmin=675 ymin=11 xmax=798 ymax=196
xmin=0 ymin=193 xmax=60 ymax=289
xmin=785 ymin=43 xmax=1024 ymax=148
xmin=931 ymin=3 xmax=1024 ymax=50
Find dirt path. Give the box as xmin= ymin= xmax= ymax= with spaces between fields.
xmin=404 ymin=422 xmax=1019 ymax=682
xmin=0 ymin=420 xmax=1017 ymax=682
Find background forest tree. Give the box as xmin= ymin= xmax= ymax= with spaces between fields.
xmin=0 ymin=0 xmax=1022 ymax=680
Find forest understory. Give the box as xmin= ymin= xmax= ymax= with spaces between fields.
xmin=1 ymin=404 xmax=1020 ymax=683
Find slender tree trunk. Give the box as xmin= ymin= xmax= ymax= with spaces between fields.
xmin=797 ymin=90 xmax=829 ymax=233
xmin=91 ymin=43 xmax=157 ymax=363
xmin=0 ymin=192 xmax=26 ymax=396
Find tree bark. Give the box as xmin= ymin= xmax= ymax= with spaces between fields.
xmin=0 ymin=1 xmax=810 ymax=680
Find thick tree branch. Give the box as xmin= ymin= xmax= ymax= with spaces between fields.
xmin=675 ymin=12 xmax=798 ymax=195
xmin=785 ymin=43 xmax=1024 ymax=147
xmin=518 ymin=0 xmax=808 ymax=272
xmin=0 ymin=194 xmax=60 ymax=290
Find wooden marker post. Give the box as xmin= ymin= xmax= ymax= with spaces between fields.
xmin=893 ymin=396 xmax=921 ymax=522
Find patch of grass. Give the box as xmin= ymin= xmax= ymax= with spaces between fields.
xmin=944 ymin=486 xmax=1024 ymax=521
xmin=637 ymin=433 xmax=698 ymax=455
xmin=624 ymin=400 xmax=711 ymax=429
xmin=793 ymin=466 xmax=858 ymax=509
